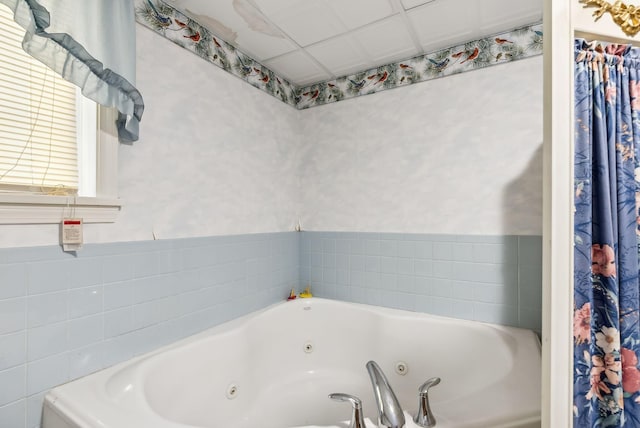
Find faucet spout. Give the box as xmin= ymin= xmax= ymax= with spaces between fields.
xmin=366 ymin=361 xmax=405 ymax=428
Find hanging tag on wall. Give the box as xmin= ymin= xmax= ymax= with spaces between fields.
xmin=61 ymin=218 xmax=83 ymax=251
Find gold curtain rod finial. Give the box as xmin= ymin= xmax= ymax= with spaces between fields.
xmin=580 ymin=0 xmax=640 ymax=37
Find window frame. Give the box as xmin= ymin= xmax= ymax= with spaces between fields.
xmin=0 ymin=2 xmax=121 ymax=225
xmin=0 ymin=105 xmax=121 ymax=224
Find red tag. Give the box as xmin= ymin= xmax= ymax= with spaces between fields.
xmin=62 ymin=218 xmax=83 ymax=251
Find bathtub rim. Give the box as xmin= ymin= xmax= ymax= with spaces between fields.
xmin=43 ymin=298 xmax=542 ymax=428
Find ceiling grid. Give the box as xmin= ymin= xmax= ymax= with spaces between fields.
xmin=136 ymin=0 xmax=543 ymax=109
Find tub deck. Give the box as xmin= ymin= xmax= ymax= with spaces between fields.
xmin=43 ymin=298 xmax=541 ymax=428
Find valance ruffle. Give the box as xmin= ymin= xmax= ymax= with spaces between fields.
xmin=0 ymin=0 xmax=144 ymax=143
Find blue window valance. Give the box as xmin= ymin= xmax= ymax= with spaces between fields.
xmin=0 ymin=0 xmax=144 ymax=143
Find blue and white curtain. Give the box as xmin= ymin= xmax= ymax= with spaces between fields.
xmin=0 ymin=0 xmax=144 ymax=143
xmin=574 ymin=39 xmax=640 ymax=427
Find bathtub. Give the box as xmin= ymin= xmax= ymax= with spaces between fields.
xmin=43 ymin=298 xmax=541 ymax=428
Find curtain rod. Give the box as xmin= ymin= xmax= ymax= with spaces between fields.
xmin=575 ymin=29 xmax=640 ymax=46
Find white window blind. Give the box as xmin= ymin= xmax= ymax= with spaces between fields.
xmin=0 ymin=4 xmax=78 ymax=195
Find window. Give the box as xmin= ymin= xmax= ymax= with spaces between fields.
xmin=0 ymin=4 xmax=120 ymax=224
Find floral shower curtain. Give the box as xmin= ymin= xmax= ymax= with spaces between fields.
xmin=574 ymin=39 xmax=640 ymax=427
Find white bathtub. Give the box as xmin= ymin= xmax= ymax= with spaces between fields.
xmin=43 ymin=298 xmax=541 ymax=428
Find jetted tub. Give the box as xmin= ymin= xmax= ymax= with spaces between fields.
xmin=43 ymin=298 xmax=541 ymax=428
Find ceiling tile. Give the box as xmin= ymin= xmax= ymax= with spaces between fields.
xmin=239 ymin=32 xmax=297 ymax=61
xmin=400 ymin=0 xmax=437 ymax=11
xmin=407 ymin=0 xmax=477 ymax=52
xmin=251 ymin=0 xmax=302 ymax=16
xmin=167 ymin=0 xmax=247 ymax=43
xmin=164 ymin=0 xmax=542 ymax=88
xmin=263 ymin=50 xmax=331 ymax=86
xmin=306 ymin=36 xmax=370 ymax=77
xmin=263 ymin=2 xmax=348 ymax=47
xmin=168 ymin=0 xmax=295 ymax=61
xmin=353 ymin=16 xmax=418 ymax=65
xmin=324 ymin=0 xmax=395 ymax=30
xmin=478 ymin=0 xmax=542 ymax=33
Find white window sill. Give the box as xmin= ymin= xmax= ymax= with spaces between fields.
xmin=0 ymin=194 xmax=121 ymax=224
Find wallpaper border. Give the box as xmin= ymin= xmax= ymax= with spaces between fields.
xmin=295 ymin=23 xmax=543 ymax=109
xmin=135 ymin=0 xmax=299 ymax=106
xmin=135 ymin=1 xmax=542 ymax=110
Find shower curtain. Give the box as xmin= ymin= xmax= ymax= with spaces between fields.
xmin=574 ymin=39 xmax=640 ymax=427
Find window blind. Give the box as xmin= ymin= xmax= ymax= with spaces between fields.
xmin=0 ymin=5 xmax=78 ymax=195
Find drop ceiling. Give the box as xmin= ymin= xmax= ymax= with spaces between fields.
xmin=162 ymin=0 xmax=542 ymax=87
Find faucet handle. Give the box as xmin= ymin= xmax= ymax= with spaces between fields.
xmin=329 ymin=393 xmax=367 ymax=428
xmin=418 ymin=377 xmax=441 ymax=394
xmin=414 ymin=377 xmax=441 ymax=428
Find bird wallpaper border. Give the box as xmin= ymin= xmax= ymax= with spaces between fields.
xmin=135 ymin=0 xmax=543 ymax=110
xmin=295 ymin=23 xmax=543 ymax=109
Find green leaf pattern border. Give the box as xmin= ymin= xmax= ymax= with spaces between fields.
xmin=296 ymin=23 xmax=543 ymax=109
xmin=135 ymin=0 xmax=542 ymax=110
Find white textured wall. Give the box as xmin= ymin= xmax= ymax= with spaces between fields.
xmin=0 ymin=31 xmax=542 ymax=248
xmin=298 ymin=56 xmax=543 ymax=235
xmin=0 ymin=25 xmax=302 ymax=248
xmin=98 ymin=25 xmax=302 ymax=242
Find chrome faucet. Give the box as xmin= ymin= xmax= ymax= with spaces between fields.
xmin=328 ymin=393 xmax=367 ymax=428
xmin=413 ymin=377 xmax=441 ymax=427
xmin=366 ymin=361 xmax=406 ymax=428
